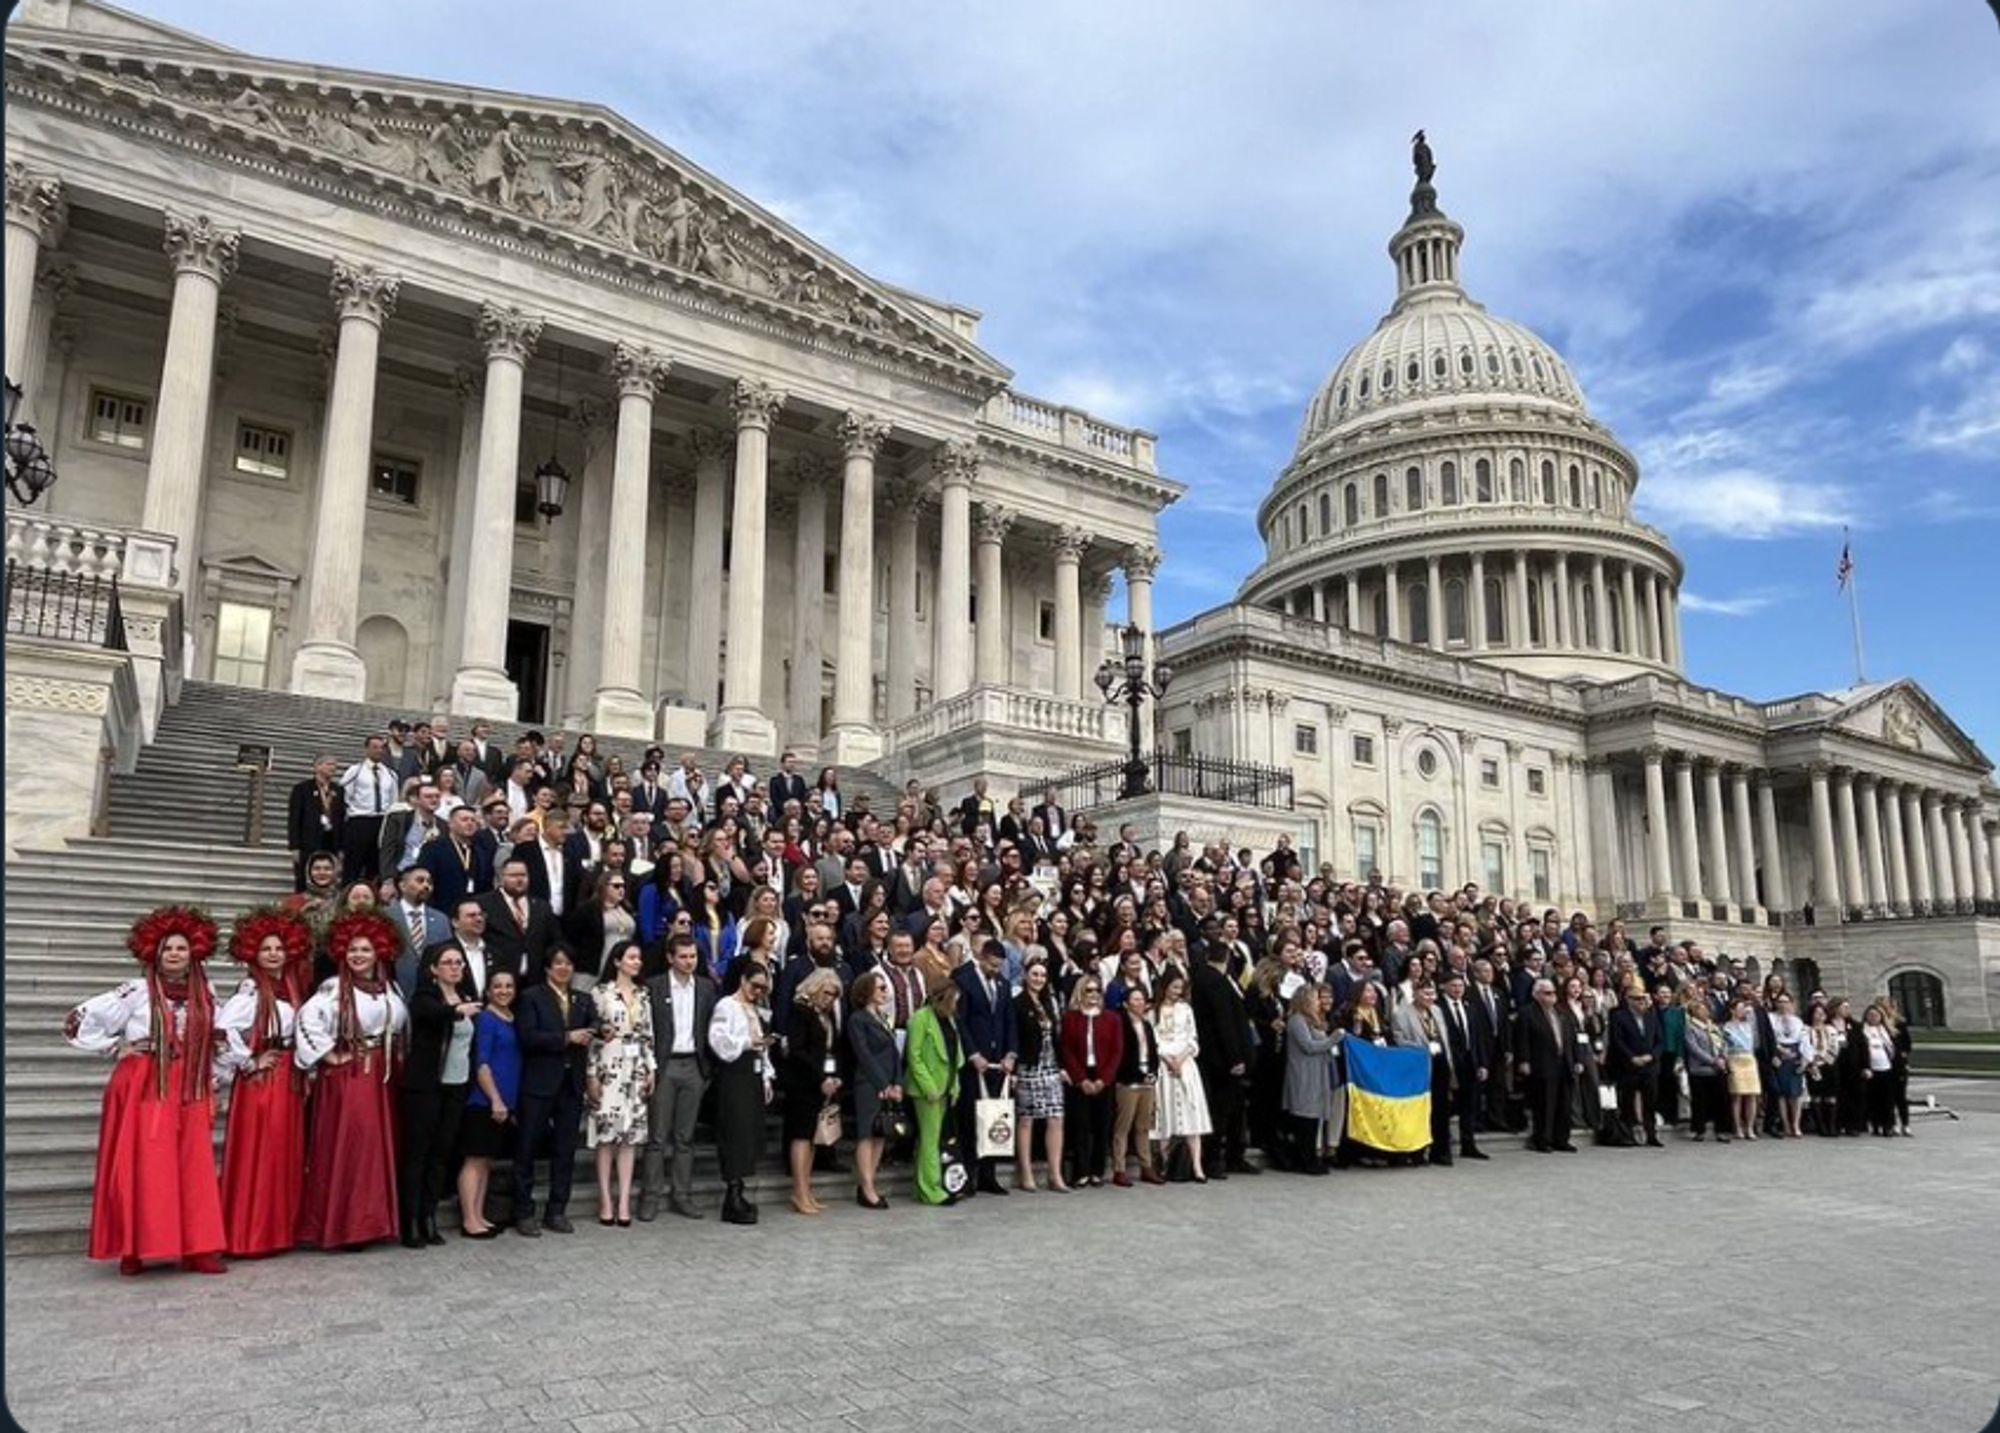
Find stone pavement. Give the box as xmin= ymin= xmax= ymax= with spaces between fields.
xmin=6 ymin=1117 xmax=1999 ymax=1433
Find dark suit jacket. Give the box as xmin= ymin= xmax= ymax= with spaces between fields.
xmin=1437 ymin=993 xmax=1491 ymax=1077
xmin=1189 ymin=961 xmax=1255 ymax=1074
xmin=956 ymin=794 xmax=995 ymax=838
xmin=773 ymin=955 xmax=854 ymax=1040
xmin=286 ymin=777 xmax=345 ymax=856
xmin=1606 ymin=1005 xmax=1665 ymax=1083
xmin=420 ymin=837 xmax=494 ymax=917
xmin=515 ymin=982 xmax=596 ymax=1099
xmin=644 ymin=970 xmax=717 ymax=1078
xmin=1470 ymin=980 xmax=1510 ymax=1062
xmin=951 ymin=963 xmax=1018 ymax=1064
xmin=630 ymin=780 xmax=671 ymax=825
xmin=1031 ymin=803 xmax=1067 ymax=839
xmin=404 ymin=979 xmax=476 ymax=1092
xmin=510 ymin=839 xmax=586 ymax=913
xmin=768 ymin=772 xmax=809 ymax=811
xmin=476 ymin=889 xmax=563 ymax=987
xmin=848 ymin=1010 xmax=901 ymax=1096
xmin=1519 ymin=1002 xmax=1579 ymax=1087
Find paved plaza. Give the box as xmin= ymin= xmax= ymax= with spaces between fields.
xmin=6 ymin=1094 xmax=1998 ymax=1433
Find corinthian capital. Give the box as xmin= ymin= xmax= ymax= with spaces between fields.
xmin=5 ymin=162 xmax=65 ymax=243
xmin=329 ymin=260 xmax=401 ymax=325
xmin=162 ymin=210 xmax=240 ymax=283
xmin=1052 ymin=524 xmax=1089 ymax=564
xmin=729 ymin=378 xmax=786 ymax=432
xmin=611 ymin=342 xmax=671 ymax=399
xmin=838 ymin=409 xmax=891 ymax=460
xmin=684 ymin=426 xmax=733 ymax=467
xmin=1123 ymin=544 xmax=1162 ymax=582
xmin=476 ymin=302 xmax=542 ymax=363
xmin=934 ymin=438 xmax=979 ymax=488
xmin=974 ymin=502 xmax=1016 ymax=546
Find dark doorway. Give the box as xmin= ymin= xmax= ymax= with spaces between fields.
xmin=506 ymin=619 xmax=551 ymax=725
xmin=1887 ymin=969 xmax=1947 ymax=1029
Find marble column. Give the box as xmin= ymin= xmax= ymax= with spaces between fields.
xmin=1947 ymin=798 xmax=1976 ymax=913
xmin=560 ymin=398 xmax=614 ymax=726
xmin=1619 ymin=563 xmax=1638 ymax=655
xmin=291 ymin=261 xmax=400 ymax=697
xmin=449 ymin=302 xmax=540 ymax=718
xmin=141 ymin=211 xmax=239 ymax=591
xmin=1344 ymin=571 xmax=1360 ymax=632
xmin=973 ymin=502 xmax=1015 ymax=686
xmin=1701 ymin=760 xmax=1733 ymax=910
xmin=1125 ymin=545 xmax=1161 ymax=742
xmin=1383 ymin=562 xmax=1402 ymax=642
xmin=1643 ymin=747 xmax=1674 ymax=906
xmin=1591 ymin=556 xmax=1611 ymax=651
xmin=1673 ymin=756 xmax=1703 ymax=904
xmin=784 ymin=471 xmax=827 ymax=749
xmin=1986 ymin=822 xmax=2000 ymax=910
xmin=683 ymin=428 xmax=731 ymax=716
xmin=1640 ymin=570 xmax=1659 ymax=660
xmin=1728 ymin=765 xmax=1758 ymax=916
xmin=1310 ymin=580 xmax=1326 ymax=625
xmin=1807 ymin=763 xmax=1842 ymax=918
xmin=436 ymin=368 xmax=485 ymax=705
xmin=1755 ymin=773 xmax=1788 ymax=913
xmin=885 ymin=482 xmax=921 ymax=722
xmin=1665 ymin=585 xmax=1684 ymax=668
xmin=1904 ymin=786 xmax=1935 ymax=912
xmin=1512 ymin=551 xmax=1530 ymax=648
xmin=932 ymin=441 xmax=976 ymax=699
xmin=589 ymin=344 xmax=671 ymax=737
xmin=827 ymin=409 xmax=889 ymax=762
xmin=1586 ymin=756 xmax=1618 ymax=908
xmin=1925 ymin=791 xmax=1957 ymax=909
xmin=1856 ymin=775 xmax=1890 ymax=915
xmin=1881 ymin=780 xmax=1912 ymax=915
xmin=1969 ymin=803 xmax=1995 ymax=908
xmin=1424 ymin=556 xmax=1443 ymax=649
xmin=4 ymin=163 xmax=63 ymax=393
xmin=1832 ymin=767 xmax=1867 ymax=918
xmin=1052 ymin=525 xmax=1087 ymax=701
xmin=1552 ymin=554 xmax=1571 ymax=648
xmin=712 ymin=378 xmax=786 ymax=754
xmin=1470 ymin=551 xmax=1489 ymax=650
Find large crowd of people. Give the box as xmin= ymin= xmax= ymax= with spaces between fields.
xmin=67 ymin=719 xmax=1922 ymax=1274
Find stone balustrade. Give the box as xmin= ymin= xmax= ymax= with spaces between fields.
xmin=3 ymin=510 xmax=179 ymax=590
xmin=885 ymin=683 xmax=1130 ymax=754
xmin=985 ymin=389 xmax=1158 ymax=472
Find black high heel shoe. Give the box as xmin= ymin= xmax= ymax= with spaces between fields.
xmin=856 ymin=1190 xmax=889 ymax=1210
xmin=617 ymin=1215 xmax=632 ymax=1227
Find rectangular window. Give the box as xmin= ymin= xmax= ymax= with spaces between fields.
xmin=212 ymin=601 xmax=273 ymax=689
xmin=1351 ymin=733 xmax=1376 ymax=767
xmin=823 ymin=551 xmax=839 ymax=595
xmin=1527 ymin=766 xmax=1547 ymax=796
xmin=877 ymin=562 xmax=891 ymax=613
xmin=233 ymin=422 xmax=292 ymax=478
xmin=1171 ymin=728 xmax=1193 ymax=757
xmin=515 ymin=482 xmax=539 ymax=526
xmin=1482 ymin=839 xmax=1506 ymax=893
xmin=969 ymin=587 xmax=979 ymax=625
xmin=1293 ymin=723 xmax=1318 ymax=756
xmin=1037 ymin=600 xmax=1056 ymax=642
xmin=87 ymin=388 xmax=151 ymax=450
xmin=915 ymin=571 xmax=929 ymax=620
xmin=1531 ymin=848 xmax=1552 ymax=902
xmin=1480 ymin=758 xmax=1500 ymax=788
xmin=1353 ymin=823 xmax=1379 ymax=879
xmin=371 ymin=454 xmax=421 ymax=506
xmin=1418 ymin=818 xmax=1443 ymax=889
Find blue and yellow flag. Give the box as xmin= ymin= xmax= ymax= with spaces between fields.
xmin=1342 ymin=1038 xmax=1432 ymax=1154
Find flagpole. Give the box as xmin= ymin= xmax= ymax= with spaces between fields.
xmin=1846 ymin=551 xmax=1867 ymax=686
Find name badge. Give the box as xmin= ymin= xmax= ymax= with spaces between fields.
xmin=1428 ymin=1041 xmax=1443 ymax=1057
xmin=1575 ymin=1031 xmax=1589 ymax=1045
xmin=320 ymin=815 xmax=333 ymax=830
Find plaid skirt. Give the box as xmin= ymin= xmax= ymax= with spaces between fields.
xmin=1016 ymin=1047 xmax=1065 ymax=1119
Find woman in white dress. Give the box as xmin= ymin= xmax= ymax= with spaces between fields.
xmin=1150 ymin=969 xmax=1211 ymax=1181
xmin=586 ymin=940 xmax=655 ymax=1226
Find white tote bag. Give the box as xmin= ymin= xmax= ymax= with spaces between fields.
xmin=975 ymin=1073 xmax=1017 ymax=1159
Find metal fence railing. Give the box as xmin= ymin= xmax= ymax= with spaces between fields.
xmin=1050 ymin=751 xmax=1296 ymax=815
xmin=3 ymin=559 xmax=127 ymax=651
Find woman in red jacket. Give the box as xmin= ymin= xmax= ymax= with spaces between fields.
xmin=1059 ymin=974 xmax=1124 ymax=1189
xmin=215 ymin=907 xmax=314 ymax=1258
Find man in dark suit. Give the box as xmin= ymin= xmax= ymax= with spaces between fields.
xmin=1030 ymin=788 xmax=1068 ymax=849
xmin=830 ymin=856 xmax=871 ymax=922
xmin=768 ymin=751 xmax=809 ymax=813
xmin=511 ymin=811 xmax=584 ymax=919
xmin=1435 ymin=970 xmax=1492 ymax=1160
xmin=638 ymin=934 xmax=716 ymax=1222
xmin=478 ymin=858 xmax=562 ymax=987
xmin=952 ymin=940 xmax=1018 ymax=1197
xmin=1606 ymin=981 xmax=1666 ymax=1146
xmin=1516 ymin=977 xmax=1579 ymax=1153
xmin=956 ymin=776 xmax=997 ymax=839
xmin=422 ymin=807 xmax=495 ymax=915
xmin=286 ymin=755 xmax=345 ymax=892
xmin=631 ymin=762 xmax=672 ymax=827
xmin=445 ymin=740 xmax=493 ymax=808
xmin=386 ymin=866 xmax=453 ymax=998
xmin=468 ymin=718 xmax=507 ymax=785
xmin=378 ymin=779 xmax=445 ymax=877
xmin=512 ymin=946 xmax=595 ymax=1236
xmin=1190 ymin=936 xmax=1259 ymax=1177
xmin=773 ymin=922 xmax=853 ymax=1041
xmin=1469 ymin=956 xmax=1513 ymax=1133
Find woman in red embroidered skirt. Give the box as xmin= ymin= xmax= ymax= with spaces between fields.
xmin=215 ymin=906 xmax=313 ymax=1258
xmin=295 ymin=911 xmax=409 ymax=1250
xmin=63 ymin=905 xmax=227 ymax=1275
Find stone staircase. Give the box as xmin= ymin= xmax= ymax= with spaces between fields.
xmin=4 ymin=681 xmax=908 ymax=1254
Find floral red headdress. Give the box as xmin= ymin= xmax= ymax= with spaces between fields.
xmin=124 ymin=905 xmax=219 ymax=1102
xmin=327 ymin=911 xmax=404 ymax=1082
xmin=229 ymin=907 xmax=315 ymax=1057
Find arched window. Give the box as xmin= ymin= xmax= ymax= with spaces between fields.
xmin=1416 ymin=810 xmax=1444 ymax=889
xmin=1485 ymin=350 xmax=1501 ymax=376
xmin=1441 ymin=461 xmax=1460 ymax=505
xmin=1406 ymin=357 xmax=1421 ymax=385
xmin=1474 ymin=458 xmax=1493 ymax=502
xmin=1531 ymin=355 xmax=1546 ymax=382
xmin=1359 ymin=373 xmax=1370 ymax=399
xmin=1444 ymin=579 xmax=1468 ymax=644
xmin=1405 ymin=466 xmax=1424 ymax=511
xmin=1509 ymin=458 xmax=1525 ymax=502
xmin=1281 ymin=512 xmax=1292 ymax=549
xmin=1407 ymin=582 xmax=1430 ymax=645
xmin=1344 ymin=483 xmax=1360 ymax=527
xmin=1510 ymin=351 xmax=1524 ymax=377
xmin=1484 ymin=577 xmax=1507 ymax=644
xmin=1539 ymin=459 xmax=1556 ymax=503
xmin=1297 ymin=502 xmax=1309 ymax=544
xmin=1337 ymin=383 xmax=1349 ymax=411
xmin=1381 ymin=364 xmax=1395 ymax=392
xmin=1372 ymin=589 xmax=1389 ymax=639
xmin=1373 ymin=472 xmax=1389 ymax=517
xmin=1887 ymin=970 xmax=1946 ymax=1028
xmin=1432 ymin=351 xmax=1447 ymax=379
xmin=1567 ymin=463 xmax=1582 ymax=507
xmin=1609 ymin=591 xmax=1626 ymax=650
xmin=1591 ymin=471 xmax=1604 ymax=509
xmin=1459 ymin=349 xmax=1474 ymax=376
xmin=1318 ymin=491 xmax=1332 ymax=535
xmin=1582 ymin=590 xmax=1599 ymax=648
xmin=1527 ymin=582 xmax=1544 ymax=645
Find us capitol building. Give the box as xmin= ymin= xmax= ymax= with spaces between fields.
xmin=4 ymin=2 xmax=1997 ymax=1027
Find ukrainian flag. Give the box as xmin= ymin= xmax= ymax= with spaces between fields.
xmin=1342 ymin=1038 xmax=1432 ymax=1154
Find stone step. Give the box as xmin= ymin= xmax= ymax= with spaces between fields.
xmin=23 ymin=835 xmax=296 ymax=870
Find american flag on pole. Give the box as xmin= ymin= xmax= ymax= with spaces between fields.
xmin=1836 ymin=534 xmax=1854 ymax=592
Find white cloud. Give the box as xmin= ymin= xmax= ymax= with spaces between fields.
xmin=1938 ymin=335 xmax=1987 ymax=377
xmin=1636 ymin=469 xmax=1854 ymax=540
xmin=1701 ymin=361 xmax=1793 ymax=410
xmin=1680 ymin=590 xmax=1781 ymax=617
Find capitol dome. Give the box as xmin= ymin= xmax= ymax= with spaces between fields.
xmin=1243 ymin=158 xmax=1685 ymax=683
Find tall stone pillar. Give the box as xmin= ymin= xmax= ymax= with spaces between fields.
xmin=1665 ymin=585 xmax=1684 ymax=669
xmin=1085 ymin=571 xmax=1114 ymax=693
xmin=1904 ymin=786 xmax=1935 ymax=912
xmin=829 ymin=411 xmax=889 ymax=763
xmin=1947 ymin=798 xmax=1976 ymax=913
xmin=1857 ymin=774 xmax=1890 ymax=915
xmin=1552 ymin=554 xmax=1571 ymax=648
xmin=5 ymin=163 xmax=63 ymax=391
xmin=449 ymin=303 xmax=540 ymax=719
xmin=558 ymin=397 xmax=614 ymax=728
xmin=1968 ymin=802 xmax=1995 ymax=908
xmin=1640 ymin=570 xmax=1660 ymax=660
xmin=712 ymin=378 xmax=786 ymax=755
xmin=1424 ymin=555 xmax=1443 ymax=649
xmin=683 ymin=428 xmax=730 ymax=717
xmin=291 ymin=261 xmax=400 ymax=696
xmin=1344 ymin=571 xmax=1360 ymax=632
xmin=1986 ymin=821 xmax=2000 ymax=911
xmin=1125 ymin=545 xmax=1161 ymax=743
xmin=1642 ymin=747 xmax=1674 ymax=907
xmin=141 ymin=211 xmax=239 ymax=591
xmin=1755 ymin=773 xmax=1788 ymax=914
xmin=1701 ymin=760 xmax=1733 ymax=909
xmin=1511 ymin=551 xmax=1530 ymax=648
xmin=1925 ymin=791 xmax=1957 ymax=909
xmin=1806 ymin=763 xmax=1842 ymax=918
xmin=973 ymin=502 xmax=1015 ymax=686
xmin=785 ymin=461 xmax=828 ymax=752
xmin=591 ymin=344 xmax=670 ymax=737
xmin=1673 ymin=756 xmax=1704 ymax=904
xmin=1590 ymin=555 xmax=1611 ymax=651
xmin=1383 ymin=562 xmax=1402 ymax=643
xmin=1052 ymin=525 xmax=1086 ymax=701
xmin=885 ymin=481 xmax=921 ymax=722
xmin=1833 ymin=768 xmax=1866 ymax=919
xmin=1727 ymin=766 xmax=1758 ymax=916
xmin=1619 ymin=563 xmax=1638 ymax=655
xmin=1586 ymin=756 xmax=1618 ymax=910
xmin=932 ymin=441 xmax=976 ymax=700
xmin=1881 ymin=780 xmax=1912 ymax=915
xmin=436 ymin=368 xmax=484 ymax=706
xmin=1470 ymin=551 xmax=1489 ymax=649
xmin=1310 ymin=580 xmax=1326 ymax=625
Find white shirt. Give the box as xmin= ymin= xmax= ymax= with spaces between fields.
xmin=214 ymin=978 xmax=299 ymax=1078
xmin=668 ymin=973 xmax=697 ymax=1055
xmin=539 ymin=842 xmax=567 ymax=916
xmin=295 ymin=979 xmax=408 ymax=1069
xmin=340 ymin=759 xmax=395 ymax=817
xmin=459 ymin=939 xmax=490 ymax=996
xmin=506 ymin=782 xmax=530 ymax=821
xmin=66 ymin=978 xmax=216 ymax=1052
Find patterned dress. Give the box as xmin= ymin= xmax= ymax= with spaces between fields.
xmin=1015 ymin=996 xmax=1065 ymax=1120
xmin=586 ymin=981 xmax=655 ymax=1148
xmin=1152 ymin=1001 xmax=1212 ymax=1138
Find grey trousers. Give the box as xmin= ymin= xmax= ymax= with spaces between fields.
xmin=643 ymin=1056 xmax=708 ymax=1199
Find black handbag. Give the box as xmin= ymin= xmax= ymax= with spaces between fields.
xmin=873 ymin=1097 xmax=913 ymax=1147
xmin=1165 ymin=1139 xmax=1195 ymax=1183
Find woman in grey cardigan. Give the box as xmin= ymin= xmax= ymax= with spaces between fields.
xmin=1282 ymin=983 xmax=1342 ymax=1175
xmin=847 ymin=972 xmax=903 ymax=1210
xmin=1680 ymin=986 xmax=1731 ymax=1143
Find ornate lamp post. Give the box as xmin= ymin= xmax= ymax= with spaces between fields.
xmin=1094 ymin=621 xmax=1171 ymax=799
xmin=4 ymin=377 xmax=58 ymax=506
xmin=532 ymin=347 xmax=570 ymax=521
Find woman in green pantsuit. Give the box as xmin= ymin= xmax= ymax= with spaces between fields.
xmin=906 ymin=983 xmax=963 ymax=1205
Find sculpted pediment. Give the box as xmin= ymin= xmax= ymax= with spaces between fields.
xmin=5 ymin=32 xmax=1009 ymax=389
xmin=1831 ymin=681 xmax=1989 ymax=769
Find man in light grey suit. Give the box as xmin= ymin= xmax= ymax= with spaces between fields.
xmin=388 ymin=866 xmax=453 ymax=998
xmin=1389 ymin=980 xmax=1458 ymax=1166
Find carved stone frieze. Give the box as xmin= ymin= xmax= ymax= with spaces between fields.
xmin=6 ymin=674 xmax=111 ymax=716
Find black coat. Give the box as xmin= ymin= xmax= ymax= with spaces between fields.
xmin=404 ymin=980 xmax=476 ymax=1093
xmin=1518 ymin=1001 xmax=1578 ymax=1088
xmin=1436 ymin=992 xmax=1491 ymax=1077
xmin=286 ymin=777 xmax=345 ymax=855
xmin=420 ymin=836 xmax=494 ymax=917
xmin=515 ymin=983 xmax=596 ymax=1099
xmin=1606 ymin=1004 xmax=1665 ymax=1084
xmin=1189 ymin=961 xmax=1255 ymax=1074
xmin=476 ymin=889 xmax=563 ymax=987
xmin=1470 ymin=979 xmax=1511 ymax=1063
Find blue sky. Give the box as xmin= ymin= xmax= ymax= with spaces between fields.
xmin=128 ymin=0 xmax=2000 ymax=759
